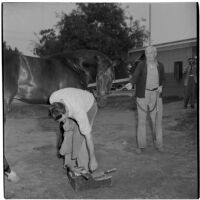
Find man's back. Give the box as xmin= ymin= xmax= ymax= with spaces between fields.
xmin=49 ymin=88 xmax=95 ymax=113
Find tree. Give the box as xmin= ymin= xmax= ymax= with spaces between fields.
xmin=33 ymin=3 xmax=148 ymax=60
xmin=3 ymin=41 xmax=20 ymax=54
xmin=32 ymin=29 xmax=63 ymax=56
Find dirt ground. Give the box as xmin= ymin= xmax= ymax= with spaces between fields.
xmin=4 ymin=95 xmax=198 ymax=199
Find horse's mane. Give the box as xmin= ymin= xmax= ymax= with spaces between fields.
xmin=73 ymin=49 xmax=113 ymax=66
xmin=50 ymin=54 xmax=89 ymax=85
xmin=46 ymin=49 xmax=113 ymax=66
xmin=43 ymin=49 xmax=114 ymax=83
xmin=44 ymin=51 xmax=87 ymax=71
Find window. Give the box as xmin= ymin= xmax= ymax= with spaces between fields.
xmin=174 ymin=61 xmax=183 ymax=81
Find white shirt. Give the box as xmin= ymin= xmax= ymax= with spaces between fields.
xmin=146 ymin=63 xmax=159 ymax=89
xmin=49 ymin=88 xmax=95 ymax=136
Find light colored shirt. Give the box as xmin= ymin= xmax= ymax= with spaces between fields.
xmin=49 ymin=88 xmax=95 ymax=136
xmin=146 ymin=63 xmax=159 ymax=89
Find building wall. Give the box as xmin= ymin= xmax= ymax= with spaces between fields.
xmin=163 ymin=73 xmax=184 ymax=97
xmin=128 ymin=45 xmax=196 ymax=97
xmin=157 ymin=47 xmax=193 ymax=97
xmin=157 ymin=46 xmax=193 ymax=73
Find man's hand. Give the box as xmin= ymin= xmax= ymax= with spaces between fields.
xmin=125 ymin=83 xmax=133 ymax=90
xmin=63 ymin=119 xmax=75 ymax=131
xmin=157 ymin=86 xmax=162 ymax=93
xmin=89 ymin=158 xmax=98 ymax=172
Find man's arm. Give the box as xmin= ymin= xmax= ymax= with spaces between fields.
xmin=75 ymin=111 xmax=98 ymax=171
xmin=125 ymin=62 xmax=142 ymax=90
xmin=157 ymin=62 xmax=165 ymax=93
xmin=162 ymin=62 xmax=165 ymax=83
xmin=129 ymin=62 xmax=142 ymax=85
xmin=84 ymin=132 xmax=98 ymax=171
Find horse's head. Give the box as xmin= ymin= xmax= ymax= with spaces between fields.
xmin=95 ymin=56 xmax=115 ymax=107
xmin=125 ymin=52 xmax=146 ymax=76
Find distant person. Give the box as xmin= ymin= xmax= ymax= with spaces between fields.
xmin=49 ymin=87 xmax=98 ymax=172
xmin=183 ymin=57 xmax=197 ymax=109
xmin=125 ymin=46 xmax=165 ymax=153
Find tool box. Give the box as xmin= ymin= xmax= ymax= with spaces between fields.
xmin=67 ymin=167 xmax=116 ymax=191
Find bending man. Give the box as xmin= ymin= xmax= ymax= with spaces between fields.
xmin=49 ymin=87 xmax=98 ymax=172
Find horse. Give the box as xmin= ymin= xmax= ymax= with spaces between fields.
xmin=114 ymin=59 xmax=131 ymax=80
xmin=3 ymin=49 xmax=113 ymax=182
xmin=114 ymin=52 xmax=146 ymax=80
xmin=47 ymin=49 xmax=115 ymax=105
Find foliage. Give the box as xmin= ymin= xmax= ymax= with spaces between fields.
xmin=33 ymin=3 xmax=148 ymax=60
xmin=3 ymin=41 xmax=20 ymax=54
xmin=32 ymin=29 xmax=63 ymax=56
xmin=3 ymin=41 xmax=19 ymax=53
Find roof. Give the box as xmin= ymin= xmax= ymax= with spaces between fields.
xmin=128 ymin=37 xmax=197 ymax=54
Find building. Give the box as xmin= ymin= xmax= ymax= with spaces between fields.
xmin=128 ymin=38 xmax=197 ymax=97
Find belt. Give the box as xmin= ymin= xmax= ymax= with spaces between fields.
xmin=189 ymin=75 xmax=194 ymax=76
xmin=146 ymin=87 xmax=158 ymax=91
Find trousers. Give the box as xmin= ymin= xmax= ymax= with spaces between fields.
xmin=59 ymin=100 xmax=98 ymax=170
xmin=136 ymin=90 xmax=163 ymax=149
xmin=184 ymin=76 xmax=196 ymax=107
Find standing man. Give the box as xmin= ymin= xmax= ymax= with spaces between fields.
xmin=126 ymin=46 xmax=165 ymax=153
xmin=183 ymin=57 xmax=197 ymax=109
xmin=49 ymin=87 xmax=98 ymax=172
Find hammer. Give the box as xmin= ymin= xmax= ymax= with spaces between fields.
xmin=92 ymin=168 xmax=117 ymax=179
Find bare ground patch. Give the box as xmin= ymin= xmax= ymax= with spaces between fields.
xmin=4 ymin=97 xmax=197 ymax=199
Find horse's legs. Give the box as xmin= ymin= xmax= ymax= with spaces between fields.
xmin=96 ymin=71 xmax=112 ymax=107
xmin=96 ymin=75 xmax=107 ymax=107
xmin=4 ymin=97 xmax=19 ymax=182
xmin=4 ymin=155 xmax=19 ymax=182
xmin=4 ymin=155 xmax=11 ymax=173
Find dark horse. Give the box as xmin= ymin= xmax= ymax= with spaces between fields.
xmin=3 ymin=49 xmax=114 ymax=182
xmin=47 ymin=49 xmax=115 ymax=103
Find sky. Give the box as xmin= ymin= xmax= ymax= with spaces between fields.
xmin=2 ymin=2 xmax=197 ymax=56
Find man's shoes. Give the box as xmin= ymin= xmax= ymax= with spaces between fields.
xmin=135 ymin=148 xmax=145 ymax=154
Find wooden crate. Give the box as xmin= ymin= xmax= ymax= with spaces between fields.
xmin=67 ymin=171 xmax=112 ymax=191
